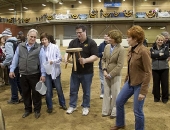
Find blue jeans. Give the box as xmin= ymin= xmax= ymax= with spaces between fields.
xmin=116 ymin=81 xmax=145 ymax=130
xmin=8 ymin=67 xmax=22 ymax=101
xmin=69 ymin=73 xmax=93 ymax=108
xmin=45 ymin=74 xmax=66 ymax=109
xmin=99 ymin=69 xmax=104 ymax=95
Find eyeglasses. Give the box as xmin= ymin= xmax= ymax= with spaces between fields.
xmin=76 ymin=32 xmax=83 ymax=34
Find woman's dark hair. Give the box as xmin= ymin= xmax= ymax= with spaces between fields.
xmin=40 ymin=33 xmax=55 ymax=44
xmin=48 ymin=35 xmax=56 ymax=44
xmin=40 ymin=33 xmax=50 ymax=41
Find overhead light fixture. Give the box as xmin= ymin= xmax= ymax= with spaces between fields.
xmin=42 ymin=4 xmax=46 ymax=6
xmin=148 ymin=27 xmax=151 ymax=29
xmin=160 ymin=27 xmax=165 ymax=30
xmin=53 ymin=0 xmax=59 ymax=3
xmin=59 ymin=1 xmax=63 ymax=4
xmin=98 ymin=0 xmax=101 ymax=2
xmin=123 ymin=0 xmax=125 ymax=1
xmin=8 ymin=8 xmax=14 ymax=11
xmin=23 ymin=7 xmax=28 ymax=9
xmin=78 ymin=1 xmax=82 ymax=4
xmin=145 ymin=0 xmax=147 ymax=1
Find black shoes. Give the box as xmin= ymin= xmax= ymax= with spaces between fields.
xmin=22 ymin=111 xmax=32 ymax=118
xmin=7 ymin=100 xmax=19 ymax=104
xmin=61 ymin=105 xmax=67 ymax=110
xmin=162 ymin=100 xmax=168 ymax=104
xmin=47 ymin=108 xmax=53 ymax=113
xmin=154 ymin=99 xmax=160 ymax=102
xmin=110 ymin=115 xmax=116 ymax=119
xmin=22 ymin=111 xmax=40 ymax=118
xmin=35 ymin=112 xmax=41 ymax=119
xmin=102 ymin=114 xmax=109 ymax=117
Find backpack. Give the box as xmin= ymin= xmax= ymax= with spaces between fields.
xmin=7 ymin=40 xmax=20 ymax=54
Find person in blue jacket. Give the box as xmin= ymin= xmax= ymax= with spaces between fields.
xmin=98 ymin=34 xmax=108 ymax=99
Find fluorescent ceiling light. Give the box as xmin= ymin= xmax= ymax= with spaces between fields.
xmin=98 ymin=0 xmax=101 ymax=2
xmin=8 ymin=8 xmax=14 ymax=11
xmin=78 ymin=1 xmax=82 ymax=4
xmin=23 ymin=7 xmax=28 ymax=9
xmin=160 ymin=27 xmax=165 ymax=29
xmin=123 ymin=0 xmax=125 ymax=1
xmin=42 ymin=4 xmax=46 ymax=6
xmin=59 ymin=1 xmax=63 ymax=4
xmin=148 ymin=27 xmax=151 ymax=29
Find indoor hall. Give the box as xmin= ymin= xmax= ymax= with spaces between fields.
xmin=0 ymin=0 xmax=170 ymax=130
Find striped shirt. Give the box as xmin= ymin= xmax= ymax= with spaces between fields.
xmin=43 ymin=43 xmax=62 ymax=79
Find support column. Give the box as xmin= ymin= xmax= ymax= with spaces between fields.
xmin=20 ymin=3 xmax=23 ymax=19
xmin=53 ymin=25 xmax=56 ymax=40
xmin=133 ymin=0 xmax=135 ymax=19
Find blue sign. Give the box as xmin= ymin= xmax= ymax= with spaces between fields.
xmin=79 ymin=14 xmax=88 ymax=19
xmin=104 ymin=3 xmax=121 ymax=7
xmin=136 ymin=12 xmax=146 ymax=18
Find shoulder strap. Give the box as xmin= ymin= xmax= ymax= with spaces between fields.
xmin=7 ymin=40 xmax=18 ymax=53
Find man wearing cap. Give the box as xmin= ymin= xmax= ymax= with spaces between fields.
xmin=0 ymin=28 xmax=23 ymax=104
xmin=9 ymin=29 xmax=46 ymax=119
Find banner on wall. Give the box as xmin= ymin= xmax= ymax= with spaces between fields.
xmin=104 ymin=0 xmax=121 ymax=7
xmin=104 ymin=3 xmax=121 ymax=7
xmin=136 ymin=12 xmax=146 ymax=18
xmin=158 ymin=12 xmax=170 ymax=18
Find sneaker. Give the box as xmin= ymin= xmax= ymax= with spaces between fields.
xmin=100 ymin=94 xmax=104 ymax=99
xmin=82 ymin=108 xmax=89 ymax=116
xmin=66 ymin=107 xmax=76 ymax=114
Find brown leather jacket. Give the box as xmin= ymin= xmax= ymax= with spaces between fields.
xmin=125 ymin=44 xmax=152 ymax=95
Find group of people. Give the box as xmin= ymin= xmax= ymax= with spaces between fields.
xmin=98 ymin=27 xmax=170 ymax=130
xmin=2 ymin=28 xmax=67 ymax=119
xmin=0 ymin=24 xmax=169 ymax=130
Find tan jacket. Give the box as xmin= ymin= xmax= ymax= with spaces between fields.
xmin=102 ymin=44 xmax=125 ymax=77
xmin=125 ymin=44 xmax=152 ymax=95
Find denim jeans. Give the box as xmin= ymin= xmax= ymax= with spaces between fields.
xmin=45 ymin=74 xmax=66 ymax=109
xmin=99 ymin=69 xmax=104 ymax=95
xmin=116 ymin=81 xmax=145 ymax=130
xmin=8 ymin=67 xmax=22 ymax=101
xmin=69 ymin=73 xmax=93 ymax=108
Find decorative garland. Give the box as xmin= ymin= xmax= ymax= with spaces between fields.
xmin=46 ymin=16 xmax=53 ymax=20
xmin=103 ymin=12 xmax=110 ymax=18
xmin=24 ymin=18 xmax=30 ymax=23
xmin=146 ymin=11 xmax=156 ymax=18
xmin=8 ymin=19 xmax=13 ymax=23
xmin=113 ymin=11 xmax=119 ymax=17
xmin=124 ymin=11 xmax=133 ymax=17
xmin=71 ymin=14 xmax=79 ymax=19
xmin=89 ymin=13 xmax=96 ymax=18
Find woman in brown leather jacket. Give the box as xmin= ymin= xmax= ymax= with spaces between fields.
xmin=111 ymin=25 xmax=152 ymax=130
